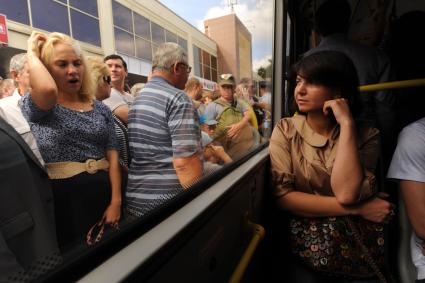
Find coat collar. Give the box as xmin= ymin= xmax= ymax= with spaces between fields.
xmin=292 ymin=115 xmax=339 ymax=147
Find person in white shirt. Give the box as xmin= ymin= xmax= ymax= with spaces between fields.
xmin=0 ymin=53 xmax=44 ymax=165
xmin=388 ymin=117 xmax=425 ymax=283
xmin=103 ymin=54 xmax=134 ymax=124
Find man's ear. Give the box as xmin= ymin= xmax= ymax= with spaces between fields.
xmin=9 ymin=70 xmax=18 ymax=80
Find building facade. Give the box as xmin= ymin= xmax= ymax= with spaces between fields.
xmin=0 ymin=0 xmax=218 ymax=89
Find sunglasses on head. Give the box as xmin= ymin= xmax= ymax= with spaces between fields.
xmin=102 ymin=76 xmax=111 ymax=84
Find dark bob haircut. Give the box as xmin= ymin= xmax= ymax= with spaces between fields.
xmin=292 ymin=50 xmax=361 ymax=117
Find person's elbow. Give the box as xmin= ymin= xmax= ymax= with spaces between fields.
xmin=173 ymin=154 xmax=203 ymax=188
xmin=334 ymin=188 xmax=360 ymax=205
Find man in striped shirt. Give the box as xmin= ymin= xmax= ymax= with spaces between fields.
xmin=126 ymin=42 xmax=203 ymax=217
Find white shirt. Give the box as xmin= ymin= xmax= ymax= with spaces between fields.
xmin=0 ymin=89 xmax=44 ymax=165
xmin=102 ymin=88 xmax=134 ymax=111
xmin=388 ymin=117 xmax=425 ymax=279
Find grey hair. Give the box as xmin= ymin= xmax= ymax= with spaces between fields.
xmin=9 ymin=53 xmax=27 ymax=73
xmin=152 ymin=42 xmax=187 ymax=72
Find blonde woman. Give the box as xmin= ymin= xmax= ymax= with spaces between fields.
xmin=87 ymin=56 xmax=130 ymax=175
xmin=21 ymin=32 xmax=121 ymax=249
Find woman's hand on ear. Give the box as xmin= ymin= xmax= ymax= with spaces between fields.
xmin=323 ymin=98 xmax=353 ymax=126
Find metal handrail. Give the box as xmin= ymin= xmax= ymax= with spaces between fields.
xmin=228 ymin=219 xmax=265 ymax=283
xmin=359 ymin=78 xmax=425 ymax=92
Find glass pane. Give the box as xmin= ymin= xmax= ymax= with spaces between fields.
xmin=136 ymin=36 xmax=152 ymax=61
xmin=134 ymin=13 xmax=150 ymax=40
xmin=152 ymin=43 xmax=158 ymax=59
xmin=178 ymin=36 xmax=187 ymax=51
xmin=211 ymin=55 xmax=217 ymax=69
xmin=211 ymin=68 xmax=217 ymax=82
xmin=192 ymin=45 xmax=200 ymax=63
xmin=32 ymin=0 xmax=69 ymax=35
xmin=0 ymin=0 xmax=30 ymax=25
xmin=71 ymin=10 xmax=100 ymax=46
xmin=112 ymin=0 xmax=133 ymax=32
xmin=114 ymin=27 xmax=135 ymax=56
xmin=151 ymin=22 xmax=165 ymax=44
xmin=70 ymin=0 xmax=98 ymax=17
xmin=202 ymin=65 xmax=211 ymax=80
xmin=202 ymin=50 xmax=210 ymax=66
xmin=165 ymin=29 xmax=177 ymax=43
xmin=193 ymin=61 xmax=202 ymax=77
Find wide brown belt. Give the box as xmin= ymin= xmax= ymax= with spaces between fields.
xmin=46 ymin=158 xmax=109 ymax=179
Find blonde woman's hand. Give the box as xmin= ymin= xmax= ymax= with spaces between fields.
xmin=103 ymin=202 xmax=121 ymax=226
xmin=27 ymin=31 xmax=47 ymax=57
xmin=323 ymin=98 xmax=353 ymax=126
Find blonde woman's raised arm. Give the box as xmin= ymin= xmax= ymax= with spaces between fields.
xmin=27 ymin=32 xmax=58 ymax=110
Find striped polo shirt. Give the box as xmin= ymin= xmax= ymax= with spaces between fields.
xmin=126 ymin=76 xmax=202 ymax=216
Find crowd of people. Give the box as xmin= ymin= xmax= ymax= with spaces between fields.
xmin=0 ymin=0 xmax=424 ymax=281
xmin=0 ymin=28 xmax=271 ymax=280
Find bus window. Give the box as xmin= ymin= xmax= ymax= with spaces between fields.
xmin=0 ymin=0 xmax=275 ymax=281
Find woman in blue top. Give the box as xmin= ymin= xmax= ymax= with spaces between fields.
xmin=22 ymin=31 xmax=121 ymax=250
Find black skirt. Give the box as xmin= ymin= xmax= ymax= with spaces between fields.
xmin=51 ymin=171 xmax=111 ymax=250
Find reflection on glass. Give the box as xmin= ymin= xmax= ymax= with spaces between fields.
xmin=0 ymin=0 xmax=30 ymax=25
xmin=13 ymin=0 xmax=275 ymax=280
xmin=32 ymin=0 xmax=69 ymax=35
xmin=165 ymin=30 xmax=178 ymax=43
xmin=178 ymin=36 xmax=188 ymax=51
xmin=202 ymin=64 xmax=211 ymax=80
xmin=112 ymin=0 xmax=133 ymax=32
xmin=134 ymin=13 xmax=151 ymax=39
xmin=114 ymin=27 xmax=135 ymax=56
xmin=136 ymin=36 xmax=152 ymax=61
xmin=151 ymin=22 xmax=165 ymax=44
xmin=70 ymin=0 xmax=98 ymax=17
xmin=211 ymin=55 xmax=217 ymax=69
xmin=211 ymin=68 xmax=217 ymax=82
xmin=202 ymin=50 xmax=210 ymax=67
xmin=71 ymin=10 xmax=100 ymax=46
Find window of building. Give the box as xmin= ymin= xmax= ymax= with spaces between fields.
xmin=70 ymin=0 xmax=98 ymax=17
xmin=111 ymin=1 xmax=187 ymax=63
xmin=134 ymin=13 xmax=151 ymax=40
xmin=193 ymin=46 xmax=217 ymax=82
xmin=165 ymin=29 xmax=178 ymax=43
xmin=193 ymin=45 xmax=201 ymax=77
xmin=32 ymin=0 xmax=70 ymax=35
xmin=112 ymin=1 xmax=133 ymax=33
xmin=151 ymin=22 xmax=165 ymax=44
xmin=136 ymin=37 xmax=152 ymax=61
xmin=71 ymin=9 xmax=101 ymax=46
xmin=114 ymin=27 xmax=135 ymax=56
xmin=0 ymin=0 xmax=30 ymax=25
xmin=1 ymin=0 xmax=101 ymax=46
xmin=178 ymin=36 xmax=188 ymax=51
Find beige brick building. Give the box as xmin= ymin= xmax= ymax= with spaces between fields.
xmin=204 ymin=13 xmax=253 ymax=82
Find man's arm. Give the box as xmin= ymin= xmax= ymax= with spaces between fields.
xmin=113 ymin=105 xmax=129 ymax=124
xmin=173 ymin=153 xmax=203 ymax=189
xmin=400 ymin=180 xmax=425 ymax=240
